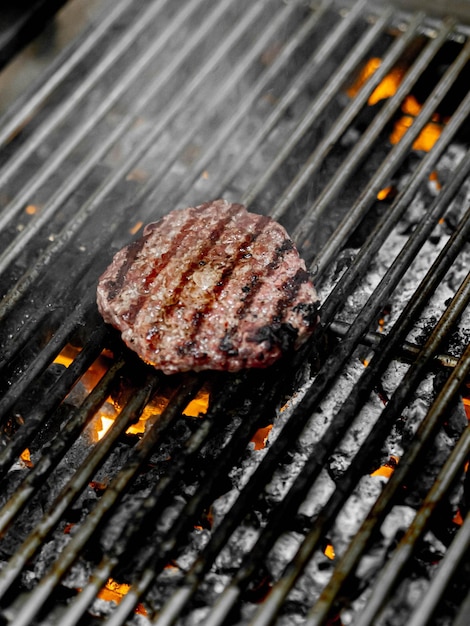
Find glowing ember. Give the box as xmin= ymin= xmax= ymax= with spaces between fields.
xmin=97 ymin=578 xmax=147 ymax=615
xmin=347 ymin=57 xmax=406 ymax=105
xmin=97 ymin=414 xmax=115 ymax=441
xmin=323 ymin=543 xmax=335 ymax=560
xmin=20 ymin=448 xmax=33 ymax=468
xmin=129 ymin=221 xmax=143 ymax=235
xmin=390 ymin=96 xmax=444 ymax=152
xmin=429 ymin=170 xmax=442 ymax=191
xmin=376 ymin=186 xmax=394 ymax=201
xmin=251 ymin=424 xmax=273 ymax=450
xmin=390 ymin=115 xmax=443 ymax=152
xmin=96 ymin=408 xmax=160 ymax=440
xmin=402 ymin=94 xmax=421 ymax=116
xmin=461 ymin=396 xmax=470 ymax=420
xmin=370 ymin=455 xmax=399 ymax=479
xmin=347 ymin=57 xmax=381 ymax=99
xmin=183 ymin=389 xmax=210 ymax=417
xmin=368 ymin=65 xmax=406 ymax=106
xmin=94 ymin=392 xmax=171 ymax=442
xmin=53 ymin=344 xmax=81 ymax=368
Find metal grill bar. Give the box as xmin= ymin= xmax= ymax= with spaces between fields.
xmin=0 ymin=292 xmax=97 ymax=421
xmin=0 ymin=0 xmax=227 ymax=267
xmin=329 ymin=320 xmax=459 ymax=368
xmin=192 ymin=159 xmax=470 ymax=626
xmin=0 ymin=0 xmax=173 ymax=189
xmin=0 ymin=0 xmax=298 ymax=279
xmin=267 ymin=11 xmax=427 ymax=220
xmin=0 ymin=0 xmax=274 ymax=321
xmin=0 ymin=372 xmax=163 ymax=611
xmin=0 ymin=355 xmax=125 ymax=536
xmin=316 ymin=85 xmax=470 ymax=296
xmin=0 ymin=2 xmax=468 ymax=624
xmin=243 ymin=1 xmax=394 ymax=210
xmin=353 ymin=425 xmax=470 ymax=626
xmin=0 ymin=203 xmax=133 ymax=370
xmin=100 ymin=368 xmax=290 ymax=626
xmin=251 ymin=271 xmax=470 ymax=626
xmin=310 ymin=35 xmax=470 ymax=275
xmin=0 ymin=0 xmax=135 ymax=147
xmin=305 ymin=289 xmax=470 ymax=623
xmin=59 ymin=373 xmax=246 ymax=626
xmin=107 ymin=0 xmax=311 ymax=217
xmin=0 ymin=325 xmax=108 ymax=481
xmin=146 ymin=163 xmax=468 ymax=624
xmin=133 ymin=2 xmax=327 ymax=212
xmin=290 ymin=18 xmax=457 ymax=247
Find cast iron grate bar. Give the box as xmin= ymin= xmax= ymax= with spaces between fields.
xmin=351 ymin=418 xmax=470 ymax=626
xmin=0 ymin=325 xmax=109 ymax=481
xmin=0 ymin=0 xmax=277 ymax=321
xmin=0 ymin=356 xmax=126 ymax=538
xmin=0 ymin=0 xmax=225 ymax=259
xmin=310 ymin=33 xmax=470 ymax=276
xmin=0 ymin=371 xmax=163 ymax=612
xmin=0 ymin=0 xmax=135 ymax=147
xmin=316 ymin=85 xmax=470 ymax=305
xmin=0 ymin=1 xmax=468 ymax=624
xmin=0 ymin=0 xmax=67 ymax=71
xmin=152 ymin=148 xmax=470 ymax=626
xmin=0 ymin=0 xmax=174 ymax=190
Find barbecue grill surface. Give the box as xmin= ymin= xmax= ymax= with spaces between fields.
xmin=0 ymin=1 xmax=469 ymax=625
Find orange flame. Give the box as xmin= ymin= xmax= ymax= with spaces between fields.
xmin=53 ymin=344 xmax=81 ymax=368
xmin=368 ymin=65 xmax=406 ymax=106
xmin=370 ymin=455 xmax=399 ymax=479
xmin=251 ymin=424 xmax=273 ymax=450
xmin=129 ymin=221 xmax=143 ymax=235
xmin=376 ymin=186 xmax=394 ymax=201
xmin=429 ymin=170 xmax=442 ymax=191
xmin=348 ymin=58 xmax=445 ymax=152
xmin=20 ymin=448 xmax=33 ymax=468
xmin=347 ymin=57 xmax=406 ymax=105
xmin=391 ymin=95 xmax=443 ymax=152
xmin=183 ymin=389 xmax=210 ymax=418
xmin=97 ymin=579 xmax=147 ymax=615
xmin=347 ymin=58 xmax=381 ymax=99
xmin=324 ymin=543 xmax=335 ymax=560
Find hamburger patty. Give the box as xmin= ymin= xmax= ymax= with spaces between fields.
xmin=97 ymin=200 xmax=319 ymax=374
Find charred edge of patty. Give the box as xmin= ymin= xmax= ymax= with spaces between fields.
xmin=292 ymin=300 xmax=320 ymax=327
xmin=219 ymin=331 xmax=239 ymax=356
xmin=247 ymin=322 xmax=299 ymax=352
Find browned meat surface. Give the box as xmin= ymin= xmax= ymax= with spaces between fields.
xmin=97 ymin=200 xmax=319 ymax=374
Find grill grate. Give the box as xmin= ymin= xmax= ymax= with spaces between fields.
xmin=0 ymin=1 xmax=469 ymax=625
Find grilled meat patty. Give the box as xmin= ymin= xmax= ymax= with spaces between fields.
xmin=97 ymin=200 xmax=319 ymax=374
